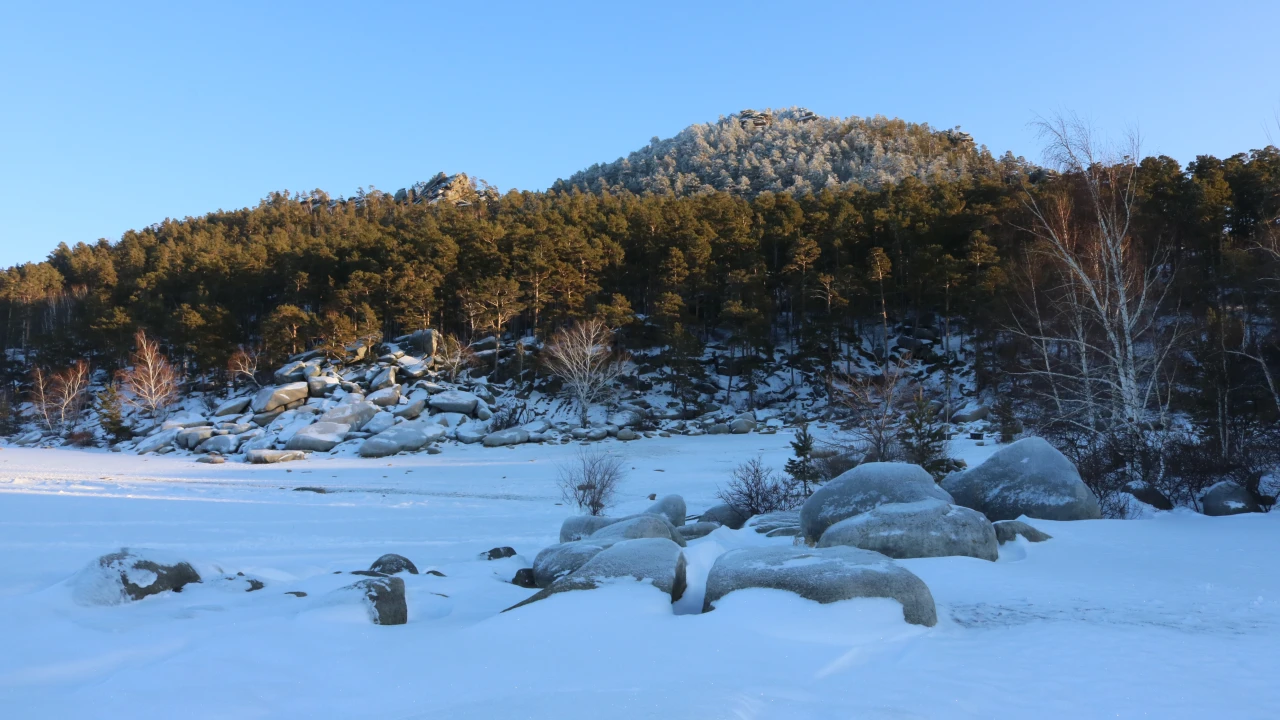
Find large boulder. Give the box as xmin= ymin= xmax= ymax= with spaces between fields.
xmin=800 ymin=462 xmax=953 ymax=542
xmin=588 ymin=514 xmax=686 ymax=547
xmin=393 ymin=398 xmax=427 ymax=420
xmin=307 ymin=375 xmax=339 ymax=397
xmin=285 ymin=422 xmax=350 ymax=452
xmin=367 ymin=387 xmax=400 ymax=408
xmin=318 ymin=400 xmax=379 ymax=431
xmin=560 ymin=515 xmax=621 ymax=543
xmin=214 ymin=396 xmax=252 ymax=417
xmin=746 ymin=510 xmax=802 ymax=535
xmin=429 ymin=390 xmax=481 ymax=415
xmin=729 ymin=417 xmax=754 ymax=434
xmin=195 ymin=434 xmax=242 ymax=455
xmin=532 ymin=541 xmax=608 ymax=588
xmin=677 ymin=521 xmax=721 ymax=540
xmin=817 ymin=499 xmax=998 ymax=561
xmin=643 ymin=495 xmax=686 ymax=526
xmin=508 ymin=538 xmax=686 ymax=611
xmin=71 ymin=549 xmax=201 ymax=606
xmin=700 ymin=503 xmax=751 ymax=530
xmin=274 ymin=361 xmax=308 ymax=384
xmin=135 ymin=428 xmax=179 ymax=454
xmin=483 ymin=428 xmax=529 ymax=447
xmin=358 ymin=425 xmax=437 ymax=458
xmin=369 ymin=553 xmax=418 ymax=575
xmin=456 ymin=426 xmax=487 ymax=444
xmin=370 ymin=366 xmax=397 ymax=391
xmin=992 ymin=520 xmax=1052 ymax=544
xmin=1201 ymin=481 xmax=1264 ymax=516
xmin=245 ymin=449 xmax=307 ymax=464
xmin=362 ymin=411 xmax=396 ymax=436
xmin=251 ymin=382 xmax=309 ymax=414
xmin=942 ymin=437 xmax=1101 ymax=521
xmin=176 ymin=426 xmax=215 ymax=450
xmin=702 ymin=545 xmax=937 ymax=626
xmin=346 ymin=576 xmax=407 ymax=625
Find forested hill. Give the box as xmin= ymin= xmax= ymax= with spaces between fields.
xmin=555 ymin=107 xmax=1015 ymax=196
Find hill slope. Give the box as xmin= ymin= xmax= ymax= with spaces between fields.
xmin=556 ymin=107 xmax=996 ymax=196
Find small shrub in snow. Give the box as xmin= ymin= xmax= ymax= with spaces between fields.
xmin=717 ymin=457 xmax=798 ymax=516
xmin=488 ymin=402 xmax=529 ymax=432
xmin=557 ymin=448 xmax=625 ymax=516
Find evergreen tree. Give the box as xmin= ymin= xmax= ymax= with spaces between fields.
xmin=784 ymin=423 xmax=820 ymax=496
xmin=96 ymin=384 xmax=133 ymax=444
xmin=901 ymin=390 xmax=951 ymax=480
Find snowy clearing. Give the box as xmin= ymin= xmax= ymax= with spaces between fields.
xmin=0 ymin=434 xmax=1278 ymax=719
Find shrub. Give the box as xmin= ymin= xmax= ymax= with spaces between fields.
xmin=717 ymin=457 xmax=798 ymax=516
xmin=557 ymin=448 xmax=625 ymax=516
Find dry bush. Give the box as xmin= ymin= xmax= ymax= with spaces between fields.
xmin=833 ymin=356 xmax=911 ymax=462
xmin=120 ymin=329 xmax=180 ymax=417
xmin=557 ymin=447 xmax=625 ymax=516
xmin=436 ymin=333 xmax=476 ymax=382
xmin=717 ymin=457 xmax=799 ymax=516
xmin=228 ymin=346 xmax=261 ymax=386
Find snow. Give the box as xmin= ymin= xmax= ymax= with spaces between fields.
xmin=1 ymin=434 xmax=1278 ymax=718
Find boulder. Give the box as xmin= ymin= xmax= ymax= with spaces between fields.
xmin=273 ymin=361 xmax=308 ymax=384
xmin=285 ymin=422 xmax=350 ymax=452
xmin=800 ymin=462 xmax=952 ymax=542
xmin=246 ymin=449 xmax=307 ymax=464
xmin=818 ymin=499 xmax=998 ymax=561
xmin=702 ymin=545 xmax=937 ymax=626
xmin=644 ymin=494 xmax=687 ymax=527
xmin=471 ymin=336 xmax=498 ymax=352
xmin=197 ymin=455 xmax=225 ymax=464
xmin=746 ymin=510 xmax=802 ymax=535
xmin=429 ymin=390 xmax=481 ymax=415
xmin=358 ymin=425 xmax=436 ymax=458
xmin=608 ymin=410 xmax=642 ymax=428
xmin=370 ymin=367 xmax=397 ymax=391
xmin=511 ymin=568 xmax=538 ymax=588
xmin=483 ymin=428 xmax=529 ymax=447
xmin=951 ymin=404 xmax=990 ymax=423
xmin=616 ymin=428 xmax=639 ymax=441
xmin=196 ymin=434 xmax=241 ymax=455
xmin=589 ymin=513 xmax=687 ymax=547
xmin=214 ymin=396 xmax=252 ymax=417
xmin=560 ymin=515 xmax=621 ymax=543
xmin=532 ymin=541 xmax=608 ymax=588
xmin=482 ymin=547 xmax=517 ymax=561
xmin=251 ymin=382 xmax=309 ymax=414
xmin=1201 ymin=481 xmax=1264 ymax=516
xmin=700 ymin=503 xmax=751 ymax=530
xmin=363 ymin=411 xmax=396 ymax=435
xmin=707 ymin=423 xmax=731 ymax=435
xmin=348 ymin=576 xmax=407 ymax=625
xmin=456 ymin=426 xmax=487 ymax=444
xmin=393 ymin=398 xmax=426 ymax=420
xmin=509 ymin=538 xmax=686 ymax=611
xmin=367 ymin=387 xmax=400 ymax=407
xmin=369 ymin=553 xmax=418 ymax=575
xmin=71 ymin=548 xmax=201 ymax=605
xmin=318 ymin=401 xmax=379 ymax=431
xmin=729 ymin=418 xmax=754 ymax=434
xmin=941 ymin=437 xmax=1101 ymax=521
xmin=308 ymin=376 xmax=339 ymax=397
xmin=992 ymin=520 xmax=1053 ymax=544
xmin=1126 ymin=482 xmax=1174 ymax=511
xmin=676 ymin=521 xmax=721 ymax=541
xmin=176 ymin=426 xmax=215 ymax=450
xmin=135 ymin=428 xmax=179 ymax=454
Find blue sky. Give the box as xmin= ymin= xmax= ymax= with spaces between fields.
xmin=1 ymin=1 xmax=1277 ymax=268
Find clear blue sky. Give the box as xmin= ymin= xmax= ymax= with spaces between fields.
xmin=2 ymin=1 xmax=1277 ymax=268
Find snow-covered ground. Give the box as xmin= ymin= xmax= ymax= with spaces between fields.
xmin=1 ymin=434 xmax=1278 ymax=719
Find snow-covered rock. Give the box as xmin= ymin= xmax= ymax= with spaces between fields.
xmin=393 ymin=398 xmax=426 ymax=420
xmin=702 ymin=545 xmax=937 ymax=626
xmin=456 ymin=426 xmax=486 ymax=444
xmin=196 ymin=434 xmax=242 ymax=455
xmin=71 ymin=548 xmax=201 ymax=606
xmin=429 ymin=390 xmax=480 ymax=415
xmin=942 ymin=437 xmax=1101 ymax=522
xmin=1201 ymin=481 xmax=1264 ymax=517
xmin=509 ymin=538 xmax=687 ymax=611
xmin=307 ymin=376 xmax=339 ymax=397
xmin=251 ymin=382 xmax=309 ymax=414
xmin=318 ymin=401 xmax=378 ymax=431
xmin=285 ymin=422 xmax=350 ymax=452
xmin=588 ymin=514 xmax=686 ymax=547
xmin=700 ymin=503 xmax=750 ymax=529
xmin=746 ymin=510 xmax=802 ymax=536
xmin=214 ymin=396 xmax=252 ymax=417
xmin=367 ymin=386 xmax=400 ymax=407
xmin=482 ymin=428 xmax=529 ymax=447
xmin=135 ymin=428 xmax=179 ymax=454
xmin=800 ymin=462 xmax=952 ymax=542
xmin=560 ymin=515 xmax=621 ymax=543
xmin=245 ymin=449 xmax=307 ymax=464
xmin=363 ymin=411 xmax=396 ymax=436
xmin=817 ymin=499 xmax=998 ymax=561
xmin=643 ymin=494 xmax=686 ymax=527
xmin=370 ymin=367 xmax=397 ymax=391
xmin=676 ymin=521 xmax=721 ymax=540
xmin=532 ymin=540 xmax=607 ymax=588
xmin=358 ymin=425 xmax=437 ymax=457
xmin=992 ymin=520 xmax=1052 ymax=544
xmin=369 ymin=553 xmax=418 ymax=575
xmin=341 ymin=576 xmax=406 ymax=625
xmin=176 ymin=426 xmax=215 ymax=450
xmin=730 ymin=417 xmax=754 ymax=434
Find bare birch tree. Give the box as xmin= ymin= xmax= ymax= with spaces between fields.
xmin=28 ymin=361 xmax=92 ymax=433
xmin=227 ymin=346 xmax=260 ymax=387
xmin=542 ymin=318 xmax=628 ymax=427
xmin=435 ymin=333 xmax=475 ymax=382
xmin=121 ymin=329 xmax=180 ymax=418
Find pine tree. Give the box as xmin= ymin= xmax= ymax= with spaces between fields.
xmin=96 ymin=384 xmax=133 ymax=444
xmin=901 ymin=391 xmax=950 ymax=480
xmin=784 ymin=423 xmax=820 ymax=497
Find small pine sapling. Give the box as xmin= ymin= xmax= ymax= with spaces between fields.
xmin=97 ymin=384 xmax=134 ymax=444
xmin=993 ymin=395 xmax=1021 ymax=443
xmin=900 ymin=390 xmax=954 ymax=480
xmin=784 ymin=423 xmax=821 ymax=497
